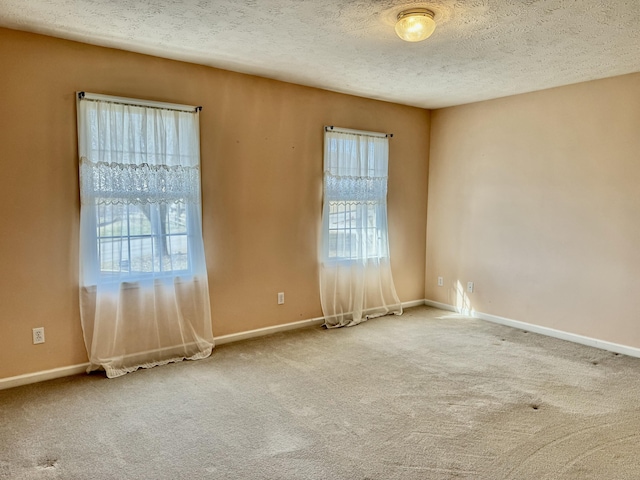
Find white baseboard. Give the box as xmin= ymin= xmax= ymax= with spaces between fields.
xmin=214 ymin=316 xmax=326 ymax=345
xmin=402 ymin=299 xmax=428 ymax=309
xmin=0 ymin=363 xmax=90 ymax=391
xmin=215 ymin=299 xmax=425 ymax=345
xmin=0 ymin=299 xmax=429 ymax=391
xmin=424 ymin=299 xmax=640 ymax=359
xmin=424 ymin=299 xmax=462 ymax=314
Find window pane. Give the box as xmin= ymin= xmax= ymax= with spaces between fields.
xmin=323 ymin=132 xmax=388 ymax=260
xmin=164 ymin=234 xmax=188 ymax=271
xmin=129 ymin=235 xmax=154 ymax=274
xmin=328 ymin=201 xmax=382 ymax=260
xmin=95 ymin=200 xmax=190 ymax=277
xmin=166 ymin=203 xmax=187 ymax=234
xmin=97 ymin=204 xmax=129 ymax=237
xmin=98 ymin=237 xmax=128 ymax=273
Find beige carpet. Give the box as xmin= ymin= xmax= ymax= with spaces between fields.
xmin=2 ymin=306 xmax=640 ymax=479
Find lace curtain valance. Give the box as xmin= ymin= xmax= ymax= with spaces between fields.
xmin=80 ymin=158 xmax=200 ymax=205
xmin=323 ymin=173 xmax=388 ymax=203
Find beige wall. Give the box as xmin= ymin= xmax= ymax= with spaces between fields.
xmin=0 ymin=27 xmax=430 ymax=379
xmin=426 ymin=73 xmax=640 ymax=347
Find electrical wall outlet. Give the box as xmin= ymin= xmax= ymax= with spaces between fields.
xmin=437 ymin=276 xmax=444 ymax=287
xmin=33 ymin=327 xmax=45 ymax=344
xmin=277 ymin=292 xmax=285 ymax=305
xmin=467 ymin=282 xmax=474 ymax=293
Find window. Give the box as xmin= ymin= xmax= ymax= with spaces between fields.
xmin=76 ymin=92 xmax=213 ymax=378
xmin=319 ymin=127 xmax=402 ymax=328
xmin=322 ymin=129 xmax=390 ymax=261
xmin=77 ymin=94 xmax=204 ymax=284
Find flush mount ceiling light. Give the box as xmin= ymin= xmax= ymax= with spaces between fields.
xmin=395 ymin=8 xmax=436 ymax=42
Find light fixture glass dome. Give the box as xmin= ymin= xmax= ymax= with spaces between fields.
xmin=395 ymin=9 xmax=436 ymax=42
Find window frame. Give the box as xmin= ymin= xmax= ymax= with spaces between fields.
xmin=77 ymin=92 xmax=203 ymax=285
xmin=322 ymin=128 xmax=391 ymax=263
xmin=94 ymin=201 xmax=192 ymax=281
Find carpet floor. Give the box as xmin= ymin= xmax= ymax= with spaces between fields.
xmin=2 ymin=306 xmax=640 ymax=479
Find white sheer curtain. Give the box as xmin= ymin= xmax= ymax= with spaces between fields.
xmin=77 ymin=94 xmax=214 ymax=378
xmin=320 ymin=129 xmax=402 ymax=328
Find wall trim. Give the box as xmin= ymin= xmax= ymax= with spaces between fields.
xmin=215 ymin=299 xmax=426 ymax=345
xmin=402 ymin=299 xmax=428 ymax=309
xmin=214 ymin=316 xmax=326 ymax=346
xmin=423 ymin=300 xmax=461 ymax=314
xmin=424 ymin=299 xmax=640 ymax=359
xmin=0 ymin=299 xmax=426 ymax=390
xmin=0 ymin=363 xmax=91 ymax=391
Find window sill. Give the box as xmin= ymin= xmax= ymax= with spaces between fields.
xmin=82 ymin=272 xmax=199 ymax=291
xmin=322 ymin=256 xmax=389 ymax=266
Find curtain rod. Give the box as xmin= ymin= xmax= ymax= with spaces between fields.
xmin=324 ymin=125 xmax=393 ymax=138
xmin=77 ymin=92 xmax=202 ymax=113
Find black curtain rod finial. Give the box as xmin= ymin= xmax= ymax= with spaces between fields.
xmin=78 ymin=91 xmax=85 ymax=99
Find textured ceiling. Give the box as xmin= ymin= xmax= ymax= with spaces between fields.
xmin=1 ymin=1 xmax=639 ymax=108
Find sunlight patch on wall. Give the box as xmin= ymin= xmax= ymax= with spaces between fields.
xmin=454 ymin=280 xmax=474 ymax=316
